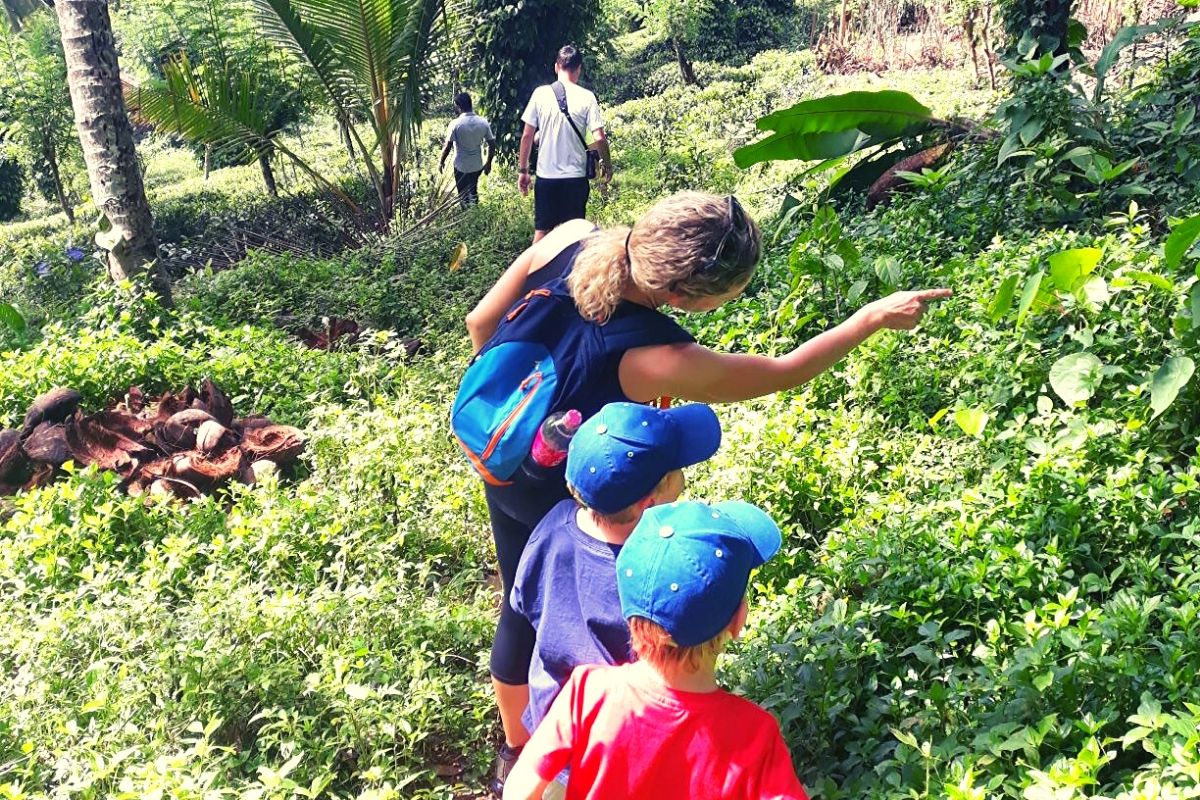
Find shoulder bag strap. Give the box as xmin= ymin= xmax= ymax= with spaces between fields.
xmin=551 ymin=81 xmax=590 ymax=154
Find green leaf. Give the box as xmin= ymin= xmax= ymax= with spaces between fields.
xmin=1123 ymin=270 xmax=1175 ymax=291
xmin=0 ymin=302 xmax=26 ymax=336
xmin=874 ymin=256 xmax=902 ymax=288
xmin=754 ymin=90 xmax=933 ymax=135
xmin=1080 ymin=275 xmax=1110 ymax=308
xmin=890 ymin=727 xmax=920 ymax=749
xmin=735 ymin=128 xmax=872 ymax=169
xmin=927 ymin=407 xmax=949 ymax=431
xmin=1033 ymin=670 xmax=1054 ymax=692
xmin=988 ymin=275 xmax=1019 ymax=323
xmin=1048 ymin=247 xmax=1102 ymax=292
xmin=1094 ymin=21 xmax=1170 ymax=102
xmin=1049 ymin=352 xmax=1104 ymax=405
xmin=1016 ymin=271 xmax=1045 ymax=328
xmin=1149 ymin=356 xmax=1195 ymax=418
xmin=954 ymin=407 xmax=989 ymax=438
xmin=1191 ymin=283 xmax=1200 ymax=329
xmin=997 ymin=134 xmax=1033 ymax=165
xmin=1164 ymin=214 xmax=1200 ymax=270
xmin=735 ymin=90 xmax=933 ymax=168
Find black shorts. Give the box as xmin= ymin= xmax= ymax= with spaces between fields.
xmin=534 ymin=176 xmax=590 ymax=232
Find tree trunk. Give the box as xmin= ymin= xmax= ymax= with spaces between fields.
xmin=672 ymin=37 xmax=697 ymax=86
xmin=258 ymin=151 xmax=278 ymax=197
xmin=203 ymin=144 xmax=211 ymax=180
xmin=42 ymin=133 xmax=75 ymax=224
xmin=964 ymin=10 xmax=980 ymax=86
xmin=981 ymin=2 xmax=997 ymax=90
xmin=54 ymin=0 xmax=169 ymax=302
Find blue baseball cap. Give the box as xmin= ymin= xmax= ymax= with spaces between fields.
xmin=616 ymin=500 xmax=781 ymax=647
xmin=566 ymin=402 xmax=721 ymax=515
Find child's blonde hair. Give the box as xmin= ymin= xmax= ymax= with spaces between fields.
xmin=567 ymin=470 xmax=680 ymax=526
xmin=628 ymin=616 xmax=732 ymax=674
xmin=567 ymin=191 xmax=762 ymax=322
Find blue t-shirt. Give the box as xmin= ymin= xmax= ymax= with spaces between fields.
xmin=510 ymin=499 xmax=632 ymax=733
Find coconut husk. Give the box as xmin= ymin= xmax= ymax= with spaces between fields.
xmin=22 ymin=423 xmax=70 ymax=465
xmin=126 ymin=386 xmax=146 ymax=414
xmin=151 ymin=387 xmax=199 ymax=422
xmin=239 ymin=459 xmax=278 ymax=485
xmin=0 ymin=429 xmax=27 ymax=482
xmin=154 ymin=409 xmax=215 ymax=453
xmin=20 ymin=388 xmax=82 ymax=438
xmin=298 ymin=318 xmax=361 ymax=350
xmin=126 ymin=456 xmax=174 ymax=493
xmin=64 ymin=411 xmax=154 ymax=473
xmin=172 ymin=447 xmax=245 ymax=488
xmin=240 ymin=425 xmax=305 ymax=465
xmin=5 ymin=380 xmax=299 ymax=501
xmin=147 ymin=475 xmax=200 ymax=500
xmin=24 ymin=462 xmax=57 ymax=490
xmin=92 ymin=409 xmax=155 ymax=442
xmin=199 ymin=378 xmax=234 ymax=427
xmin=196 ymin=420 xmax=235 ymax=455
xmin=403 ymin=337 xmax=425 ymax=360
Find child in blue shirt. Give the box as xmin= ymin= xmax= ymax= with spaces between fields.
xmin=509 ymin=401 xmax=722 ymax=738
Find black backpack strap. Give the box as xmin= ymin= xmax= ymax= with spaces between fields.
xmin=551 ymin=81 xmax=590 ymax=154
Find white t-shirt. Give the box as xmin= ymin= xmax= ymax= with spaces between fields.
xmin=521 ymin=82 xmax=604 ymax=180
xmin=445 ymin=112 xmax=495 ymax=173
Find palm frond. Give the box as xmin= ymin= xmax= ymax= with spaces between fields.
xmin=385 ymin=0 xmax=447 ymax=151
xmin=248 ymin=0 xmax=362 ymax=118
xmin=128 ymin=54 xmax=275 ymax=162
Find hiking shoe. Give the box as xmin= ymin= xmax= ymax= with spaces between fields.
xmin=487 ymin=742 xmax=522 ymax=797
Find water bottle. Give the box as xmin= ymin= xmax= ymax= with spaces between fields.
xmin=522 ymin=409 xmax=582 ymax=478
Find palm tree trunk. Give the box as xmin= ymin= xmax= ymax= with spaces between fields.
xmin=54 ymin=0 xmax=169 ymax=302
xmin=203 ymin=144 xmax=212 ymax=180
xmin=258 ymin=152 xmax=278 ymax=197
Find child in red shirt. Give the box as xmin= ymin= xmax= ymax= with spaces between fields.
xmin=504 ymin=500 xmax=808 ymax=800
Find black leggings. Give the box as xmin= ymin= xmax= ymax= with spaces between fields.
xmin=485 ymin=471 xmax=570 ymax=685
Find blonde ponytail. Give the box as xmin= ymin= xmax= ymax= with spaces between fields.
xmin=568 ymin=226 xmax=633 ymax=322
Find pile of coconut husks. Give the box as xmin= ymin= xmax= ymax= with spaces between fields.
xmin=0 ymin=379 xmax=304 ymax=500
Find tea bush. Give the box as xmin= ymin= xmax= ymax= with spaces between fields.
xmin=176 ymin=193 xmax=532 ymax=338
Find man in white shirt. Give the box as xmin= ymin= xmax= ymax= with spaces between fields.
xmin=441 ymin=92 xmax=495 ymax=206
xmin=517 ymin=45 xmax=611 ymax=242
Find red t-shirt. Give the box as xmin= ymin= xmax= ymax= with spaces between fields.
xmin=525 ymin=662 xmax=809 ymax=800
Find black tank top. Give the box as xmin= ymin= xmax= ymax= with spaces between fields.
xmin=520 ymin=233 xmax=594 ymax=294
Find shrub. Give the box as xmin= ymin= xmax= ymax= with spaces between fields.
xmin=0 ymin=156 xmax=22 ymax=221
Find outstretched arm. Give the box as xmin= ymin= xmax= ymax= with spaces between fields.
xmin=619 ymin=289 xmax=952 ymax=403
xmin=439 ymin=139 xmax=452 ymax=172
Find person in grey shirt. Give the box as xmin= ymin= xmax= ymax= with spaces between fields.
xmin=441 ymin=92 xmax=496 ymax=206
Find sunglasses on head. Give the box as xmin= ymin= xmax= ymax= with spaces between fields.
xmin=671 ymin=195 xmax=748 ymax=293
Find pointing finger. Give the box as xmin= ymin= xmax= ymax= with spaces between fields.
xmin=916 ymin=288 xmax=953 ymax=301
